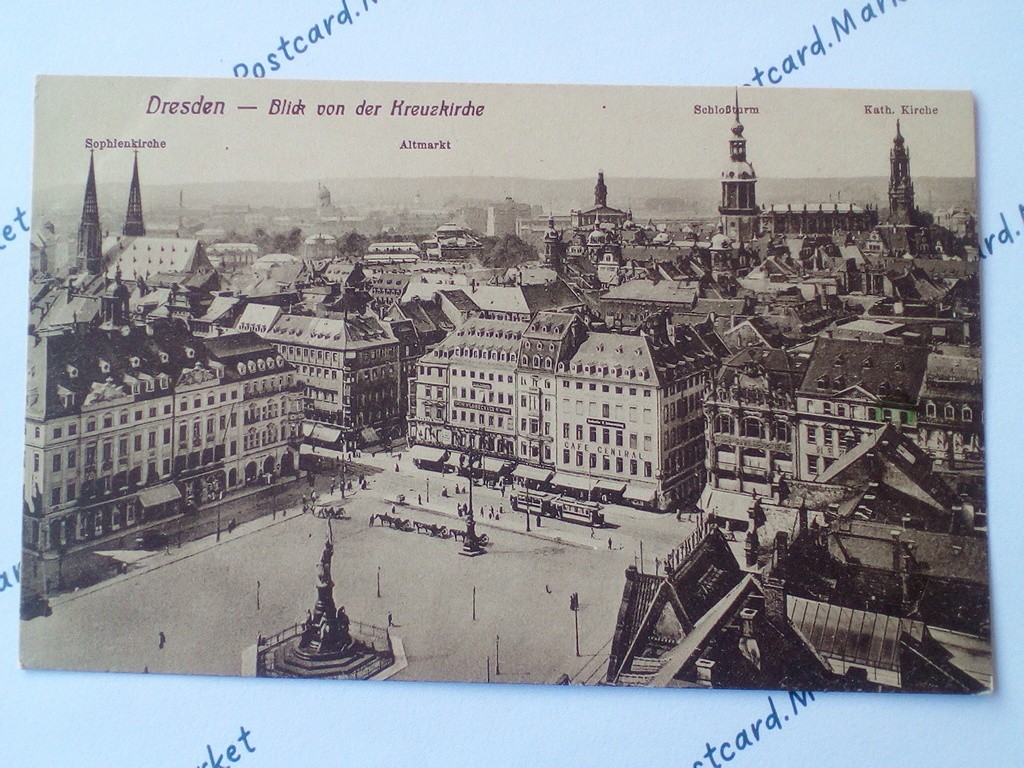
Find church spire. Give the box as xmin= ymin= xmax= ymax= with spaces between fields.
xmin=78 ymin=151 xmax=103 ymax=275
xmin=123 ymin=151 xmax=146 ymax=236
xmin=888 ymin=120 xmax=915 ymax=225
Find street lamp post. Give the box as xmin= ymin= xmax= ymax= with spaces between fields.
xmin=495 ymin=634 xmax=501 ymax=675
xmin=458 ymin=449 xmax=485 ymax=557
xmin=570 ymin=591 xmax=580 ymax=657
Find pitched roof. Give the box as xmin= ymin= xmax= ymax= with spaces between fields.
xmin=799 ymin=336 xmax=928 ymax=401
xmin=101 ymin=236 xmax=204 ymax=281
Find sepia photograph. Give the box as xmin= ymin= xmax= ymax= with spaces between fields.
xmin=20 ymin=76 xmax=989 ymax=694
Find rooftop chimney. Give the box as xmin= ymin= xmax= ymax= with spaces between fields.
xmin=695 ymin=658 xmax=715 ymax=687
xmin=763 ymin=576 xmax=787 ymax=623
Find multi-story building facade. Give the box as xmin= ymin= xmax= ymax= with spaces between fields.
xmin=408 ymin=312 xmax=720 ymax=509
xmin=703 ymin=347 xmax=803 ymax=500
xmin=261 ymin=310 xmax=402 ymax=455
xmin=795 ymin=335 xmax=928 ymax=481
xmin=516 ymin=312 xmax=588 ymax=467
xmin=411 ymin=317 xmax=525 ymax=459
xmin=23 ymin=325 xmax=300 ymax=594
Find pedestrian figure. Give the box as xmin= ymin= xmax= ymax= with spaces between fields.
xmin=545 ymin=584 xmax=552 ymax=594
xmin=272 ymin=509 xmax=276 ymax=521
xmin=590 ymin=528 xmax=595 ymax=539
xmin=388 ymin=612 xmax=394 ymax=627
xmin=418 ymin=494 xmax=422 ymax=506
xmin=158 ymin=631 xmax=166 ymax=649
xmin=608 ymin=537 xmax=613 ymax=550
xmin=495 ymin=512 xmax=500 ymax=521
xmin=395 ymin=463 xmax=400 ymax=472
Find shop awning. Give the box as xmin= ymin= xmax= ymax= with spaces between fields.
xmin=138 ymin=482 xmax=182 ymax=508
xmin=361 ymin=427 xmax=382 ymax=445
xmin=700 ymin=488 xmax=754 ymax=522
xmin=623 ymin=483 xmax=658 ymax=504
xmin=304 ymin=423 xmax=342 ymax=443
xmin=410 ymin=445 xmax=449 ymax=464
xmin=512 ymin=465 xmax=554 ymax=483
xmin=551 ymin=473 xmax=597 ymax=492
xmin=595 ymin=479 xmax=627 ymax=494
xmin=481 ymin=456 xmax=509 ymax=474
xmin=300 ymin=444 xmax=347 ymax=460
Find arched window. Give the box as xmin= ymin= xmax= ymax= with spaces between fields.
xmin=741 ymin=417 xmax=765 ymax=439
xmin=772 ymin=421 xmax=791 ymax=443
xmin=962 ymin=406 xmax=973 ymax=421
xmin=944 ymin=404 xmax=955 ymax=419
xmin=926 ymin=401 xmax=936 ymax=418
xmin=715 ymin=413 xmax=735 ymax=434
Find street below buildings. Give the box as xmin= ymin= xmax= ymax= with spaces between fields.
xmin=21 ymin=451 xmax=697 ymax=685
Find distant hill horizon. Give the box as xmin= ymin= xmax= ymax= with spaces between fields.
xmin=34 ymin=175 xmax=977 ymax=222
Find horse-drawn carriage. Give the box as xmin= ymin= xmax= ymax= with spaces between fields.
xmin=369 ymin=512 xmax=489 ymax=546
xmin=311 ymin=504 xmax=350 ymax=520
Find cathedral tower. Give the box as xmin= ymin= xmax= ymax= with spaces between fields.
xmin=888 ymin=120 xmax=916 ymax=225
xmin=77 ymin=152 xmax=103 ymax=275
xmin=594 ymin=171 xmax=608 ymax=208
xmin=123 ymin=151 xmax=146 ymax=236
xmin=718 ymin=90 xmax=759 ymax=244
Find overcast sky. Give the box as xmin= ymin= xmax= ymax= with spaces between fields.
xmin=34 ymin=76 xmax=976 ymax=189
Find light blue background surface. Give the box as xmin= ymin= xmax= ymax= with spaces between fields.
xmin=1 ymin=2 xmax=1022 ymax=765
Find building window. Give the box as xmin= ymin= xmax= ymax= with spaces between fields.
xmin=575 ymin=451 xmax=583 ymax=467
xmin=926 ymin=402 xmax=937 ymax=418
xmin=589 ymin=454 xmax=597 ymax=469
xmin=644 ymin=461 xmax=652 ymax=478
xmin=962 ymin=406 xmax=973 ymax=421
xmin=616 ymin=457 xmax=623 ymax=473
xmin=563 ymin=423 xmax=570 ymax=439
xmin=589 ymin=427 xmax=597 ymax=442
xmin=52 ymin=453 xmax=62 ymax=472
xmin=67 ymin=450 xmax=76 ymax=468
xmin=741 ymin=418 xmax=764 ymax=439
xmin=562 ymin=449 xmax=570 ymax=464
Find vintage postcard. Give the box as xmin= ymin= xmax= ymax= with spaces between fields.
xmin=21 ymin=76 xmax=989 ymax=693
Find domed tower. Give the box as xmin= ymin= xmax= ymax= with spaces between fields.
xmin=317 ymin=182 xmax=333 ymax=217
xmin=542 ymin=214 xmax=564 ymax=271
xmin=888 ymin=120 xmax=916 ymax=225
xmin=718 ymin=90 xmax=759 ymax=245
xmin=101 ymin=267 xmax=131 ymax=326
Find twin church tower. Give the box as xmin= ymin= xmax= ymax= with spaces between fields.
xmin=77 ymin=151 xmax=146 ymax=275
